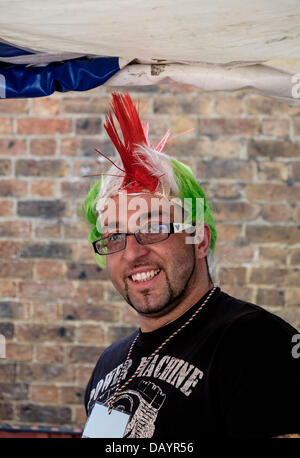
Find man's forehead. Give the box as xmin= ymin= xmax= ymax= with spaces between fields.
xmin=98 ymin=193 xmax=184 ymax=231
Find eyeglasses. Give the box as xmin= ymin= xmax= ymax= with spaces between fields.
xmin=92 ymin=222 xmax=192 ymax=255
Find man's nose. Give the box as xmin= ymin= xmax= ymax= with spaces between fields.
xmin=122 ymin=233 xmax=150 ymax=260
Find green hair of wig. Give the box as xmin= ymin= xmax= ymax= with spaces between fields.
xmin=82 ymin=159 xmax=217 ymax=269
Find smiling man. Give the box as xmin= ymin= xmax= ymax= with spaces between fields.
xmin=82 ymin=92 xmax=300 ymax=439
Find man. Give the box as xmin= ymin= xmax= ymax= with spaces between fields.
xmin=82 ymin=92 xmax=300 ymax=438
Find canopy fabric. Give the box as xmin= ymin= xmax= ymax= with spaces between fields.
xmin=0 ymin=0 xmax=300 ymax=102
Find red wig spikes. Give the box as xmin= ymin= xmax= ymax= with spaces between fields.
xmin=102 ymin=92 xmax=161 ymax=193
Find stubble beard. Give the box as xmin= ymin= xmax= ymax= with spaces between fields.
xmin=123 ymin=252 xmax=196 ymax=317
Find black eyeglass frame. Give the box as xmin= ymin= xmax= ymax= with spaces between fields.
xmin=92 ymin=223 xmax=177 ymax=256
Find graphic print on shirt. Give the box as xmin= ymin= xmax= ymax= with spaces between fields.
xmin=97 ymin=380 xmax=166 ymax=437
xmin=87 ymin=354 xmax=204 ymax=438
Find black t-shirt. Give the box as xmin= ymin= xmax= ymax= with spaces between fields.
xmin=84 ymin=287 xmax=300 ymax=438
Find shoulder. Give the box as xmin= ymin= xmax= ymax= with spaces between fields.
xmin=214 ymin=289 xmax=299 ymax=364
xmin=216 ymin=289 xmax=298 ymax=337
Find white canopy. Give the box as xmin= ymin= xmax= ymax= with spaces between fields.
xmin=0 ymin=0 xmax=300 ymax=103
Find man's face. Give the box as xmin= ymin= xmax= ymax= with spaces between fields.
xmin=101 ymin=193 xmax=197 ymax=318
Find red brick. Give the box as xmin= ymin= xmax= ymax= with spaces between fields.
xmin=212 ymin=183 xmax=243 ymax=200
xmin=107 ymin=325 xmax=138 ymax=343
xmin=216 ymin=244 xmax=255 ymax=265
xmin=261 ymin=203 xmax=291 ymax=222
xmin=71 ymin=241 xmax=94 ymax=262
xmin=245 ymin=183 xmax=289 ymax=201
xmin=293 ymin=118 xmax=300 ymax=135
xmin=61 ymin=181 xmax=91 ymax=198
xmin=35 ymin=261 xmax=66 ymax=281
xmin=0 ymin=403 xmax=14 ymax=420
xmin=17 ymin=118 xmax=71 ymax=134
xmin=16 ymin=159 xmax=69 ymax=177
xmin=60 ymin=96 xmax=110 ymax=114
xmin=74 ymin=405 xmax=86 ymax=426
xmin=32 ymin=97 xmax=60 ymax=115
xmin=77 ymin=325 xmax=105 ymax=344
xmin=30 ymin=180 xmax=57 ymax=197
xmin=0 ymin=220 xmax=32 ymax=238
xmin=75 ymin=118 xmax=102 ymax=135
xmin=0 ymin=261 xmax=33 ymax=279
xmin=0 ymin=159 xmax=11 ymax=175
xmin=289 ymin=249 xmax=300 ymax=265
xmin=259 ymin=246 xmax=287 ymax=265
xmin=59 ymin=386 xmax=84 ymax=405
xmin=66 ymin=345 xmax=104 ymax=364
xmin=246 ymin=96 xmax=300 ymax=116
xmin=213 ymin=201 xmax=260 ymax=222
xmin=16 ymin=323 xmax=74 ymax=343
xmin=285 ymin=289 xmax=300 ymax=307
xmin=73 ymin=158 xmax=106 ymax=178
xmin=62 ymin=302 xmax=119 ymax=322
xmin=0 ymin=99 xmax=29 ymax=114
xmin=0 ymin=179 xmax=28 ymax=197
xmin=0 ymin=363 xmax=16 ymax=382
xmin=0 ymin=301 xmax=26 ymax=319
xmin=210 ymin=138 xmax=244 ymax=158
xmin=6 ymin=343 xmax=33 ymax=361
xmin=0 ymin=200 xmax=13 ymax=216
xmin=258 ymin=162 xmax=289 ymax=181
xmin=75 ymin=282 xmax=104 ymax=302
xmin=121 ymin=305 xmax=140 ymax=326
xmin=216 ymin=224 xmax=243 ymax=243
xmin=0 ymin=139 xmax=26 ymax=155
xmin=36 ymin=345 xmax=65 ymax=364
xmin=218 ymin=267 xmax=247 ymax=285
xmin=35 ymin=221 xmax=62 ymax=238
xmin=0 ymin=241 xmax=21 ymax=260
xmin=291 ymin=162 xmax=300 ymax=181
xmin=293 ymin=205 xmax=300 ymax=223
xmin=0 ymin=118 xmax=13 ymax=134
xmin=256 ymin=289 xmax=285 ymax=306
xmin=0 ymin=383 xmax=28 ymax=401
xmin=75 ymin=365 xmax=94 ymax=385
xmin=19 ymin=281 xmax=76 ymax=301
xmin=245 ymin=225 xmax=300 ymax=244
xmin=197 ymin=159 xmax=256 ymax=180
xmin=60 ymin=137 xmax=81 ymax=156
xmin=63 ymin=220 xmax=93 ymax=239
xmin=0 ymin=280 xmax=17 ymax=297
xmin=214 ymin=96 xmax=244 ymax=116
xmin=30 ymin=138 xmax=57 ymax=156
xmin=250 ymin=267 xmax=300 ymax=286
xmin=198 ymin=118 xmax=258 ymax=136
xmin=248 ymin=140 xmax=300 ymax=158
xmin=30 ymin=385 xmax=59 ymax=403
xmin=30 ymin=302 xmax=61 ymax=322
xmin=261 ymin=118 xmax=290 ymax=137
xmin=19 ymin=403 xmax=71 ymax=424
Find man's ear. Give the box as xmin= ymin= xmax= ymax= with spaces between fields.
xmin=194 ymin=223 xmax=211 ymax=260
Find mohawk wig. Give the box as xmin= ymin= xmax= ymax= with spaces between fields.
xmin=82 ymin=92 xmax=217 ymax=269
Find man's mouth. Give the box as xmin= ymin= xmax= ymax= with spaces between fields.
xmin=129 ymin=268 xmax=161 ymax=283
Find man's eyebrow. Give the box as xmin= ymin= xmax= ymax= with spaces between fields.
xmin=102 ymin=210 xmax=170 ymax=231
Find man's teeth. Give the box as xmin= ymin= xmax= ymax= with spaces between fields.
xmin=131 ymin=269 xmax=160 ymax=282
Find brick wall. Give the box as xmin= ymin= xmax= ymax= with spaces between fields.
xmin=0 ymin=84 xmax=299 ymax=430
